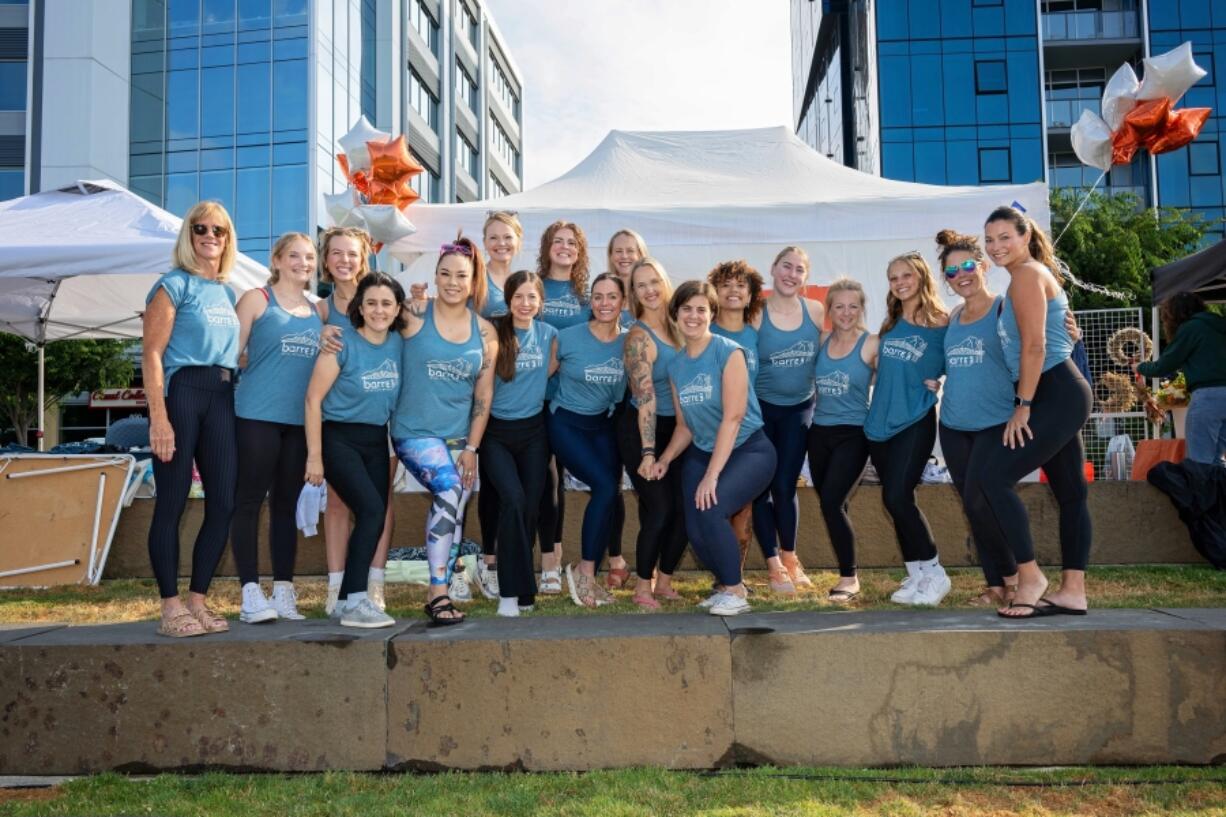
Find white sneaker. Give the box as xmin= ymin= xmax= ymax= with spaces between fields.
xmin=339 ymin=598 xmax=395 ymax=628
xmin=269 ymin=583 xmax=305 ymax=620
xmin=239 ymin=583 xmax=278 ymax=624
xmin=367 ymin=580 xmax=386 ymax=612
xmin=911 ymin=569 xmax=952 ymax=606
xmin=708 ymin=592 xmax=751 ymax=617
xmin=325 ymin=584 xmax=341 ymax=616
xmin=476 ymin=561 xmax=500 ymax=599
xmin=449 ymin=569 xmax=473 ymax=603
xmin=890 ymin=575 xmax=919 ymax=605
xmin=697 ymin=590 xmax=722 ymax=609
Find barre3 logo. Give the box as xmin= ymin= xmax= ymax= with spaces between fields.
xmin=815 ymin=370 xmax=850 ymax=397
xmin=881 ymin=335 xmax=928 ymax=363
xmin=426 ymin=355 xmax=478 ymax=382
xmin=767 ymin=340 xmax=815 ymax=368
xmin=360 ymin=359 xmax=399 ymax=391
xmin=543 ymin=297 xmax=581 ymax=317
xmin=947 ymin=336 xmax=985 ymax=368
xmin=584 ymin=357 xmax=623 ymax=384
xmin=204 ymin=304 xmax=238 ymax=328
xmin=677 ymin=373 xmax=713 ymax=405
xmin=515 ymin=328 xmax=544 ymax=372
xmin=280 ymin=330 xmax=320 ymax=357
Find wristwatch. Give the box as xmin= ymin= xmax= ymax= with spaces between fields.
xmin=1013 ymin=395 xmax=1033 ymax=408
xmin=464 ymin=444 xmax=478 ymax=454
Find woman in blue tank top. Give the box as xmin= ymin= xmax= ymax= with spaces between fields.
xmin=976 ymin=207 xmax=1093 ymax=619
xmin=864 ymin=251 xmax=951 ymax=607
xmin=481 ymin=271 xmax=559 ymax=616
xmin=304 ymin=273 xmax=405 ymax=630
xmin=481 ymin=210 xmax=522 ymax=319
xmin=751 ymin=246 xmax=824 ymax=591
xmin=230 ymin=233 xmax=322 ymax=624
xmin=608 ymin=228 xmax=648 ymax=330
xmin=393 ymin=237 xmax=497 ymax=626
xmin=654 ymin=281 xmax=776 ymax=617
xmin=549 ymin=273 xmax=627 ymax=608
xmin=618 ymin=258 xmax=687 ymax=608
xmin=707 ymin=260 xmax=765 ymax=572
xmin=807 ymin=278 xmax=879 ymax=604
xmin=315 ymin=226 xmax=397 ymax=617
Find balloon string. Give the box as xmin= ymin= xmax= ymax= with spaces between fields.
xmin=1053 ymin=168 xmax=1108 ymax=248
xmin=1049 ymin=168 xmax=1135 ymax=301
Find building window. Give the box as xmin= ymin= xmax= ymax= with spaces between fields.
xmin=455 ymin=1 xmax=477 ymax=47
xmin=975 ymin=60 xmax=1008 ymax=95
xmin=410 ymin=166 xmax=438 ymax=202
xmin=455 ymin=59 xmax=477 ymax=112
xmin=490 ymin=56 xmax=520 ymax=118
xmin=0 ymin=61 xmax=27 ymax=110
xmin=408 ymin=68 xmax=439 ymax=130
xmin=0 ymin=168 xmax=22 ymax=201
xmin=360 ymin=0 xmax=377 ymax=120
xmin=491 ymin=118 xmax=519 ymax=175
xmin=408 ymin=0 xmax=439 ymax=57
xmin=978 ymin=147 xmax=1011 ymax=182
xmin=456 ymin=133 xmax=478 ymax=178
xmin=1189 ymin=142 xmax=1219 ymax=177
xmin=487 ymin=171 xmax=507 ymax=198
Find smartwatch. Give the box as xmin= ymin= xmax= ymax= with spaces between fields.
xmin=1013 ymin=395 xmax=1033 ymax=408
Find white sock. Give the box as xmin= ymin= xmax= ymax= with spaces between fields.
xmin=328 ymin=571 xmax=343 ymax=588
xmin=920 ymin=556 xmax=942 ymax=572
xmin=903 ymin=560 xmax=922 ymax=580
xmin=368 ymin=567 xmax=385 ymax=584
xmin=346 ymin=591 xmax=368 ymax=609
xmin=273 ymin=580 xmax=293 ymax=593
xmin=497 ymin=597 xmax=520 ymax=617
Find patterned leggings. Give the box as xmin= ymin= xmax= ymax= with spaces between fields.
xmin=393 ymin=436 xmax=472 ymax=586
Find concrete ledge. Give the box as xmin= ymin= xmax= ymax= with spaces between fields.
xmin=102 ymin=481 xmax=1200 ymax=580
xmin=1 ymin=609 xmax=1222 ymax=773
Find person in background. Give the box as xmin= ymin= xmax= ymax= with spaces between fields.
xmin=230 ymin=232 xmax=321 ymax=624
xmin=1136 ymin=292 xmax=1226 ymax=465
xmin=653 ymin=281 xmax=776 ymax=617
xmin=143 ymin=200 xmax=241 ymax=637
xmin=304 ymin=273 xmax=404 ymax=629
xmin=608 ymin=228 xmax=649 ymax=330
xmin=864 ymin=251 xmax=951 ymax=606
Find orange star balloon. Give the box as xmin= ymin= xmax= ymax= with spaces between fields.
xmin=1148 ymin=107 xmax=1211 ymax=155
xmin=368 ymin=134 xmax=425 ymax=184
xmin=1111 ymin=97 xmax=1173 ymax=165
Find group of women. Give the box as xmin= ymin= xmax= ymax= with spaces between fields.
xmin=143 ymin=198 xmax=1097 ymax=636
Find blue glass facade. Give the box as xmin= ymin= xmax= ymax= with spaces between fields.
xmin=1150 ymin=1 xmax=1226 ymax=240
xmin=130 ymin=0 xmax=309 ymax=265
xmin=875 ymin=0 xmax=1044 ymax=185
xmin=0 ymin=0 xmax=27 ymax=201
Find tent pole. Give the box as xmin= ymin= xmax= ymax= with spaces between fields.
xmin=37 ymin=345 xmax=45 ymax=451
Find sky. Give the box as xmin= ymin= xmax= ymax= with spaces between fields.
xmin=483 ymin=1 xmax=795 ymax=189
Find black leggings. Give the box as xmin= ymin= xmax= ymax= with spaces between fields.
xmin=752 ymin=397 xmax=814 ymax=558
xmin=322 ymin=421 xmax=390 ymax=598
xmin=479 ymin=413 xmax=550 ymax=603
xmin=867 ymin=407 xmax=938 ymax=562
xmin=148 ymin=366 xmax=237 ymax=599
xmin=616 ymin=408 xmax=688 ymax=580
xmin=805 ymin=423 xmax=869 ymax=577
xmin=963 ymin=359 xmax=1093 ymax=574
xmin=231 ymin=418 xmax=306 ymax=586
xmin=536 ymin=454 xmax=563 ymax=554
xmin=938 ymin=423 xmax=1007 ymax=587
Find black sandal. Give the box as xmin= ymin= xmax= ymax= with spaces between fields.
xmin=424 ymin=594 xmax=466 ymax=627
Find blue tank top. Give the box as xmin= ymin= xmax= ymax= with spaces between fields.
xmin=629 ymin=322 xmax=679 ymax=418
xmin=234 ymin=288 xmax=322 ymax=425
xmin=146 ymin=268 xmax=240 ymax=394
xmin=552 ymin=322 xmax=626 ymax=416
xmin=481 ymin=272 xmax=508 ymax=318
xmin=997 ymin=286 xmax=1075 ymax=381
xmin=393 ymin=303 xmax=484 ymax=440
xmin=812 ymin=332 xmax=872 ymax=428
xmin=540 ymin=277 xmax=588 ymax=330
xmin=941 ymin=297 xmax=1015 ymax=431
xmin=619 ymin=309 xmax=635 ymax=331
xmin=864 ymin=318 xmax=947 ymax=442
xmin=668 ymin=334 xmax=764 ymax=453
xmin=711 ymin=323 xmax=759 ymax=380
xmin=321 ymin=327 xmax=402 ymax=426
xmin=755 ymin=300 xmax=820 ymax=405
xmin=324 ymin=291 xmax=352 ymax=328
xmin=492 ymin=320 xmax=557 ymax=420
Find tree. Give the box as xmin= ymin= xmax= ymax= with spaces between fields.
xmin=0 ymin=337 xmax=135 ymax=445
xmin=1049 ymin=188 xmax=1211 ymax=311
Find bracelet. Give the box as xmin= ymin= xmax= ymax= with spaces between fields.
xmin=641 ymin=447 xmax=656 ymax=458
xmin=464 ymin=444 xmax=478 ymax=454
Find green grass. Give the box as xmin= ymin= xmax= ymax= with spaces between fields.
xmin=2 ymin=767 xmax=1225 ymax=816
xmin=1 ymin=565 xmax=1223 ymax=627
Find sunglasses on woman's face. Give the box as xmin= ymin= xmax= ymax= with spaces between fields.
xmin=943 ymin=259 xmax=978 ymax=279
xmin=192 ymin=223 xmax=228 ymax=238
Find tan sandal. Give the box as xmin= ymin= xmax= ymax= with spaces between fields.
xmin=157 ymin=610 xmax=206 ymax=638
xmin=190 ymin=605 xmax=230 ymax=633
xmin=768 ymin=568 xmax=796 ymax=596
xmin=969 ymin=587 xmax=1006 ymax=607
xmin=780 ymin=553 xmax=814 ymax=588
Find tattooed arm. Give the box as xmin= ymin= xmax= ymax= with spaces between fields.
xmin=624 ymin=326 xmax=659 ymax=478
xmin=459 ymin=316 xmax=498 ymax=489
xmin=400 ymin=296 xmax=428 ymax=340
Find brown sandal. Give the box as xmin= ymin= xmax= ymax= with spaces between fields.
xmin=605 ymin=566 xmax=631 ymax=589
xmin=968 ymin=587 xmax=1005 ymax=607
xmin=157 ymin=610 xmax=206 ymax=638
xmin=190 ymin=605 xmax=230 ymax=633
xmin=780 ymin=553 xmax=814 ymax=588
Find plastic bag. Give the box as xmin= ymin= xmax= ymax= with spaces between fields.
xmin=1104 ymin=434 xmax=1136 ymax=480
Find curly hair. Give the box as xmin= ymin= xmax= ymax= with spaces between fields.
xmin=706 ymin=259 xmax=765 ymax=323
xmin=1159 ymin=292 xmax=1207 ymax=342
xmin=318 ymin=226 xmax=373 ymax=284
xmin=881 ymin=251 xmax=949 ymax=333
xmin=536 ymin=220 xmax=590 ymax=302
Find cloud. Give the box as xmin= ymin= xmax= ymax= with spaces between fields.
xmin=485 ymin=0 xmax=793 ymax=188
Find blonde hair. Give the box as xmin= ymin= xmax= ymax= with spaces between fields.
xmin=628 ymin=258 xmax=682 ymax=348
xmin=607 ymin=229 xmax=648 ymax=270
xmin=483 ymin=211 xmax=523 ymax=246
xmin=881 ymin=251 xmax=949 ymax=333
xmin=318 ymin=226 xmax=373 ymax=284
xmin=771 ymin=245 xmax=810 ymax=274
xmin=173 ymin=201 xmax=237 ymax=282
xmin=824 ymin=277 xmax=867 ymax=332
xmin=268 ymin=232 xmax=315 ymax=287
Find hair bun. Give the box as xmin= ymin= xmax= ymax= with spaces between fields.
xmin=935 ymin=229 xmax=962 ymax=247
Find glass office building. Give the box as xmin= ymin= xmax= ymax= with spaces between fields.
xmin=0 ymin=0 xmax=28 ymax=201
xmin=793 ymin=0 xmax=1225 ymax=238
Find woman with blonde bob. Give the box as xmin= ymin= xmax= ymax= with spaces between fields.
xmin=143 ymin=200 xmax=241 ymax=637
xmin=481 ymin=210 xmax=524 ymax=318
xmin=863 ymin=251 xmax=951 ymax=607
xmin=608 ymin=229 xmax=649 ymax=329
xmin=806 ymin=278 xmax=879 ymax=603
xmin=619 ymin=258 xmax=688 ymax=607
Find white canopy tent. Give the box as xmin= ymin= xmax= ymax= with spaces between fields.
xmin=0 ymin=180 xmax=268 ymax=448
xmin=388 ymin=126 xmax=1049 ymax=326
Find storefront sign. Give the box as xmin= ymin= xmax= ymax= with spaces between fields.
xmin=89 ymin=388 xmax=147 ymax=408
